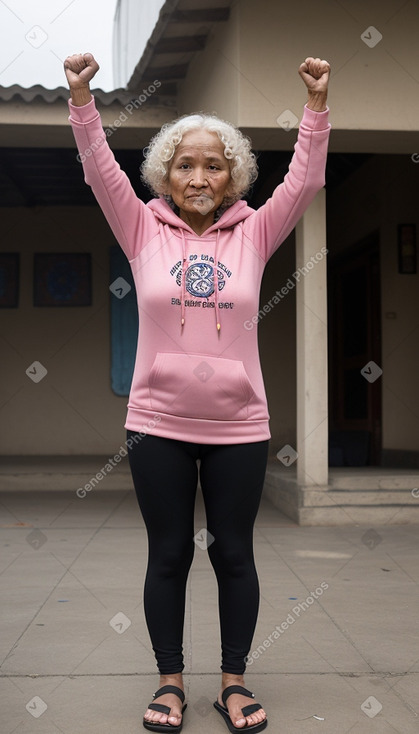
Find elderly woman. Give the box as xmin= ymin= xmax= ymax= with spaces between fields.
xmin=64 ymin=53 xmax=330 ymax=733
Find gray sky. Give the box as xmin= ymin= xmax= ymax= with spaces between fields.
xmin=0 ymin=0 xmax=118 ymax=91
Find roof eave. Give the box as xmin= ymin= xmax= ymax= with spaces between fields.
xmin=126 ymin=0 xmax=180 ymax=91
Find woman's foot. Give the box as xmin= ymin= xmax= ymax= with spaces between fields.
xmin=144 ymin=673 xmax=185 ymax=727
xmin=218 ymin=673 xmax=267 ymax=729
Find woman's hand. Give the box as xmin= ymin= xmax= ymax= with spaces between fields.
xmin=64 ymin=52 xmax=99 ymax=88
xmin=299 ymin=57 xmax=330 ymax=111
xmin=64 ymin=52 xmax=99 ymax=106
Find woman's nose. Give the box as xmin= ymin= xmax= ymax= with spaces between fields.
xmin=191 ymin=168 xmax=207 ymax=186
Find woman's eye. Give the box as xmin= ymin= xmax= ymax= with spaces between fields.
xmin=208 ymin=165 xmax=219 ymax=171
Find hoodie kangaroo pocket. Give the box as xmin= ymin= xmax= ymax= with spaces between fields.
xmin=148 ymin=352 xmax=255 ymax=421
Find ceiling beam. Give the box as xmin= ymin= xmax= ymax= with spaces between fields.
xmin=154 ymin=35 xmax=207 ymax=54
xmin=167 ymin=8 xmax=230 ymax=23
xmin=141 ymin=64 xmax=189 ymax=82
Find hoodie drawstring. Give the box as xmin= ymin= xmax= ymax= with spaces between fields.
xmin=214 ymin=229 xmax=221 ymax=332
xmin=181 ymin=229 xmax=186 ymax=328
xmin=180 ymin=227 xmax=221 ymax=334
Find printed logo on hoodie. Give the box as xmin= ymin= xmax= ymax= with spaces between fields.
xmin=170 ymin=254 xmax=234 ymax=309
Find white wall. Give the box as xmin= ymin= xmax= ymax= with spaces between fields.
xmin=180 ymin=0 xmax=419 ymax=136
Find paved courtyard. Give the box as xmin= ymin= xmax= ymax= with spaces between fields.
xmin=0 ymin=487 xmax=418 ymax=733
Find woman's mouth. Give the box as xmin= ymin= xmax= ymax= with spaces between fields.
xmin=188 ymin=194 xmax=214 ymax=213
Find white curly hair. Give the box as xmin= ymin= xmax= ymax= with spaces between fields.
xmin=140 ymin=112 xmax=258 ymax=209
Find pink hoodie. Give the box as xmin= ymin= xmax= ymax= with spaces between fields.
xmin=68 ymin=96 xmax=330 ymax=444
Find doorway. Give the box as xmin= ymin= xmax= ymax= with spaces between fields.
xmin=328 ymin=231 xmax=382 ymax=466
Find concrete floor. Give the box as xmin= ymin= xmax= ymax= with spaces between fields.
xmin=0 ymin=487 xmax=418 ymax=733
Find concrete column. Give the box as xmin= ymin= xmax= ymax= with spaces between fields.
xmin=295 ymin=188 xmax=328 ymax=486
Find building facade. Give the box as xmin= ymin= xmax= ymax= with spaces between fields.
xmin=0 ymin=0 xmax=418 ymax=519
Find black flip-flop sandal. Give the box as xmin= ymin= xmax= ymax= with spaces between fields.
xmin=143 ymin=684 xmax=187 ymax=732
xmin=213 ymin=685 xmax=268 ymax=732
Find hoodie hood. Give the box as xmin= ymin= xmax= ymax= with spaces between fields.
xmin=146 ymin=196 xmax=254 ymax=232
xmin=146 ymin=197 xmax=255 ymax=332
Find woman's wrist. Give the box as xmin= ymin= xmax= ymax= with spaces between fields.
xmin=69 ymin=85 xmax=92 ymax=106
xmin=305 ymin=91 xmax=328 ymax=112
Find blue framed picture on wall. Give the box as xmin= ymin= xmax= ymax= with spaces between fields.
xmin=33 ymin=253 xmax=92 ymax=306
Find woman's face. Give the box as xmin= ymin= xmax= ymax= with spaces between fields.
xmin=166 ymin=129 xmax=232 ymax=219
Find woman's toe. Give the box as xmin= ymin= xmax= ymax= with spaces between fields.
xmin=234 ymin=717 xmax=247 ymax=728
xmin=218 ymin=691 xmax=266 ymax=729
xmin=144 ymin=693 xmax=183 ymax=726
xmin=244 ymin=705 xmax=266 ymax=726
xmin=145 ymin=708 xmax=167 ymax=724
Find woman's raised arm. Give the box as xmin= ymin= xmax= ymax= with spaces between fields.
xmin=64 ymin=53 xmax=159 ymax=260
xmin=244 ymin=57 xmax=331 ymax=262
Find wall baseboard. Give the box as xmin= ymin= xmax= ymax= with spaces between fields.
xmin=381 ymin=450 xmax=419 ymax=469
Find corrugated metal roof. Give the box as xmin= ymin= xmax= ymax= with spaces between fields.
xmin=0 ymin=84 xmax=138 ymax=106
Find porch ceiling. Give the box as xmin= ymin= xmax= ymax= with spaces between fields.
xmin=0 ymin=146 xmax=370 ymax=208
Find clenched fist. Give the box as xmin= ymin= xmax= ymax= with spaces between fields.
xmin=64 ymin=52 xmax=99 ymax=89
xmin=298 ymin=57 xmax=330 ymax=94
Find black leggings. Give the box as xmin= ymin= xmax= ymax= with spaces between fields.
xmin=127 ymin=430 xmax=269 ymax=675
